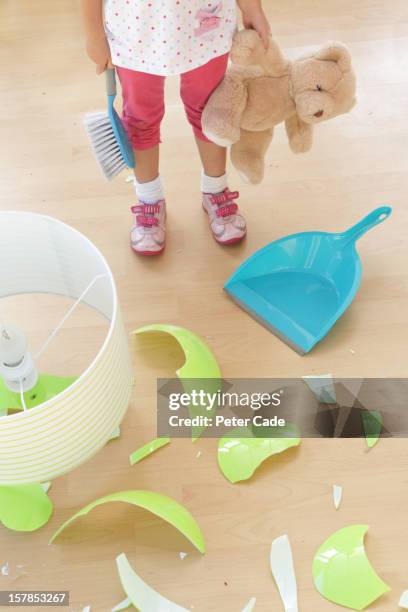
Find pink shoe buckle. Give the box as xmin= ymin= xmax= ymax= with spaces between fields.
xmin=216 ymin=203 xmax=238 ymax=218
xmin=131 ymin=203 xmax=161 ymax=215
xmin=136 ymin=215 xmax=159 ymax=227
xmin=210 ymin=189 xmax=239 ymax=206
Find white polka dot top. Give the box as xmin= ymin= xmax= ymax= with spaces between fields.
xmin=104 ymin=0 xmax=237 ymax=76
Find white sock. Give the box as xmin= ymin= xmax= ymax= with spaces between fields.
xmin=201 ymin=171 xmax=228 ymax=194
xmin=134 ymin=176 xmax=164 ymax=203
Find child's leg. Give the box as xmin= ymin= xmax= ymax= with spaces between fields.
xmin=117 ymin=66 xmax=165 ymax=200
xmin=116 ymin=67 xmax=166 ymax=255
xmin=180 ymin=53 xmax=229 ymax=182
xmin=180 ymin=54 xmax=246 ymax=245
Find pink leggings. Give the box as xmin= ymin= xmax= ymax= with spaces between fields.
xmin=116 ymin=53 xmax=228 ymax=150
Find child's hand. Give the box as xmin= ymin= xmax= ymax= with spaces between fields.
xmin=238 ymin=2 xmax=271 ymax=48
xmin=86 ymin=31 xmax=112 ymax=74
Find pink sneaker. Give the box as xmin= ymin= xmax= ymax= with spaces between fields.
xmin=202 ymin=188 xmax=246 ymax=245
xmin=130 ymin=200 xmax=166 ymax=256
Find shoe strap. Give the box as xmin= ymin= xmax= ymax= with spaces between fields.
xmin=131 ymin=201 xmax=162 ymax=228
xmin=136 ymin=215 xmax=159 ymax=227
xmin=209 ymin=188 xmax=239 ymax=218
xmin=131 ymin=203 xmax=161 ymax=215
xmin=210 ymin=188 xmax=239 ymax=206
xmin=216 ymin=203 xmax=238 ymax=218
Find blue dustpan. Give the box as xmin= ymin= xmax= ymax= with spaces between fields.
xmin=224 ymin=207 xmax=392 ymax=354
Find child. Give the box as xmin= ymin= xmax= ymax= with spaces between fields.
xmin=81 ymin=0 xmax=270 ymax=255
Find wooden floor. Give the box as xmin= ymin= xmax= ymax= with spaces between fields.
xmin=1 ymin=0 xmax=408 ymax=610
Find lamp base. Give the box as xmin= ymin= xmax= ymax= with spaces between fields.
xmin=0 ymin=375 xmax=77 ymax=532
xmin=0 ymin=373 xmax=77 ymax=414
xmin=0 ymin=373 xmax=123 ymax=533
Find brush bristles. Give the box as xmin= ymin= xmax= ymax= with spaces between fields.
xmin=84 ymin=111 xmax=126 ymax=181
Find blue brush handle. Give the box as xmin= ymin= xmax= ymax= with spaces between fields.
xmin=104 ymin=67 xmax=136 ymax=170
xmin=341 ymin=206 xmax=392 ymax=244
xmin=105 ymin=68 xmax=117 ymax=98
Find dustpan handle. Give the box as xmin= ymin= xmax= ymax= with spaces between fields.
xmin=341 ymin=206 xmax=392 ymax=244
xmin=105 ymin=68 xmax=117 ymax=97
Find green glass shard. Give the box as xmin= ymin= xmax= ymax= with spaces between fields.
xmin=129 ymin=438 xmax=170 ymax=466
xmin=134 ymin=325 xmax=221 ymax=440
xmin=361 ymin=410 xmax=382 ymax=448
xmin=50 ymin=490 xmax=205 ymax=553
xmin=218 ymin=423 xmax=300 ymax=483
xmin=313 ymin=525 xmax=390 ymax=610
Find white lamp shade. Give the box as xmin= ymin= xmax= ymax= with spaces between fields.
xmin=0 ymin=212 xmax=133 ymax=485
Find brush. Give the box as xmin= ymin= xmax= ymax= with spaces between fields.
xmin=84 ymin=68 xmax=135 ymax=181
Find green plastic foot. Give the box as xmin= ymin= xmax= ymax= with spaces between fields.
xmin=0 ymin=484 xmax=53 ymax=532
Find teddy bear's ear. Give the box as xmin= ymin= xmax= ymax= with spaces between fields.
xmin=315 ymin=42 xmax=352 ymax=72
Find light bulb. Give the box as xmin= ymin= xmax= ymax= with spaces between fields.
xmin=0 ymin=324 xmax=37 ymax=393
xmin=0 ymin=324 xmax=27 ymax=366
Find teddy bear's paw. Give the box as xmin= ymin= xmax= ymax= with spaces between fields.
xmin=289 ymin=132 xmax=313 ymax=154
xmin=242 ymin=170 xmax=264 ymax=185
xmin=238 ymin=165 xmax=264 ymax=184
xmin=238 ymin=170 xmax=253 ymax=184
xmin=232 ymin=156 xmax=264 ymax=185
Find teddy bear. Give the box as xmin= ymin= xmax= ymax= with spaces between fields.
xmin=202 ymin=30 xmax=356 ymax=184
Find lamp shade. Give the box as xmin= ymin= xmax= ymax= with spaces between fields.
xmin=0 ymin=212 xmax=133 ymax=485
